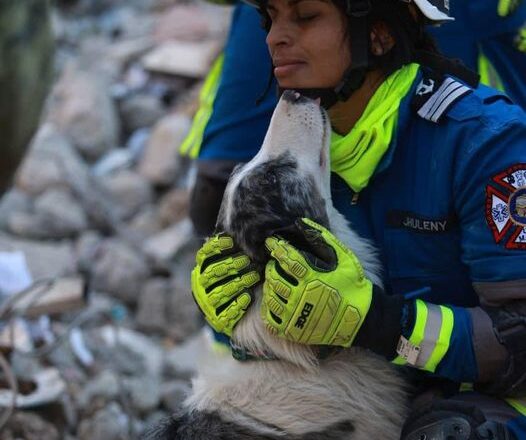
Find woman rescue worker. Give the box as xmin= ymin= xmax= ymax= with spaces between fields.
xmin=190 ymin=0 xmax=526 ymax=438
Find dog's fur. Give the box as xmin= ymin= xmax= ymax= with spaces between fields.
xmin=146 ymin=91 xmax=408 ymax=439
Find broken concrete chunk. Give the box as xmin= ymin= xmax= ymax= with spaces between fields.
xmin=142 ymin=40 xmax=221 ymax=78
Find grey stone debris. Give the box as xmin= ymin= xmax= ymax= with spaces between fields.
xmin=138 ymin=113 xmax=192 ymax=186
xmin=136 ymin=278 xmax=170 ymax=333
xmin=126 ymin=205 xmax=163 ymax=240
xmin=77 ymin=402 xmax=130 ymax=440
xmin=123 ymin=375 xmax=161 ymax=415
xmin=74 ymin=230 xmax=103 ymax=274
xmin=0 ymin=232 xmax=75 ymax=279
xmin=34 ymin=188 xmax=89 ymax=238
xmin=0 ymin=411 xmax=60 ymax=440
xmin=142 ymin=40 xmax=222 ymax=78
xmin=142 ymin=218 xmax=195 ymax=267
xmin=0 ymin=0 xmax=234 ymax=436
xmin=77 ymin=370 xmax=121 ymax=411
xmin=158 ymin=188 xmax=190 ymax=227
xmin=101 ymin=170 xmax=154 ymax=220
xmin=119 ymin=93 xmax=166 ymax=134
xmin=90 ymin=238 xmax=150 ymax=304
xmin=47 ymin=62 xmax=121 ymax=162
xmin=166 ymin=271 xmax=203 ymax=341
xmin=0 ymin=190 xmax=33 ymax=231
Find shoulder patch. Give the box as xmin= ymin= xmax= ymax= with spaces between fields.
xmin=413 ymin=73 xmax=472 ymax=123
xmin=485 ymin=164 xmax=526 ymax=250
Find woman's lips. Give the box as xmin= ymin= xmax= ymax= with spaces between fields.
xmin=273 ymin=61 xmax=306 ymax=78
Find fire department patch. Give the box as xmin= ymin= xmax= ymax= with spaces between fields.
xmin=486 ymin=164 xmax=526 ymax=250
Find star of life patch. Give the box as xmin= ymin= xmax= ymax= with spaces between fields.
xmin=485 ymin=164 xmax=526 ymax=250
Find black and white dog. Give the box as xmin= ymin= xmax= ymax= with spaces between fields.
xmin=147 ymin=91 xmax=408 ymax=439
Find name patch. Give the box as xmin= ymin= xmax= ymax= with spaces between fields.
xmin=387 ymin=211 xmax=455 ymax=234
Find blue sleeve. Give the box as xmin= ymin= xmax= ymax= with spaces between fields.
xmin=439 ymin=96 xmax=526 ymax=382
xmin=453 ymin=97 xmax=526 ymax=283
xmin=395 ymin=95 xmax=526 ymax=384
xmin=199 ymin=3 xmax=277 ymax=162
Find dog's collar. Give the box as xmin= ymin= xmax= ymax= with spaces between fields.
xmin=230 ymin=340 xmax=341 ymax=362
xmin=230 ymin=341 xmax=279 ymax=362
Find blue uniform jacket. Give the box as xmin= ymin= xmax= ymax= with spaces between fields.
xmin=331 ymin=69 xmax=526 ymax=385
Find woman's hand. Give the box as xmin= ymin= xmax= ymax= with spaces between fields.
xmin=262 ymin=218 xmax=373 ymax=347
xmin=191 ymin=234 xmax=260 ymax=337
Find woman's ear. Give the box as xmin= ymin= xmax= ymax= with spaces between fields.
xmin=370 ymin=21 xmax=395 ymax=56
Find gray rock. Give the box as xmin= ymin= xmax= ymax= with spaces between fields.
xmin=166 ymin=264 xmax=202 ymax=342
xmin=34 ymin=188 xmax=89 ymax=238
xmin=101 ymin=170 xmax=153 ymax=220
xmin=142 ymin=218 xmax=195 ymax=267
xmin=75 ymin=230 xmax=103 ymax=274
xmin=0 ymin=189 xmax=33 ymax=230
xmin=47 ymin=62 xmax=120 ymax=162
xmin=123 ymin=375 xmax=161 ymax=414
xmin=126 ymin=205 xmax=162 ymax=239
xmin=0 ymin=232 xmax=75 ymax=279
xmin=77 ymin=370 xmax=120 ymax=411
xmin=92 ymin=148 xmax=135 ymax=177
xmin=138 ymin=113 xmax=191 ymax=186
xmin=14 ymin=124 xmax=123 ymax=233
xmin=119 ymin=93 xmax=165 ymax=134
xmin=1 ymin=411 xmax=60 ymax=440
xmin=164 ymin=332 xmax=208 ymax=379
xmin=15 ymin=124 xmax=87 ymax=197
xmin=136 ymin=278 xmax=169 ymax=333
xmin=97 ymin=325 xmax=164 ymax=377
xmin=78 ymin=402 xmax=130 ymax=440
xmin=90 ymin=238 xmax=150 ymax=304
xmin=86 ymin=332 xmax=147 ymax=377
xmin=142 ymin=40 xmax=222 ymax=79
xmin=6 ymin=211 xmax=46 ymax=239
xmin=9 ymin=352 xmax=42 ymax=380
xmin=160 ymin=380 xmax=191 ymax=413
xmin=158 ymin=188 xmax=189 ymax=227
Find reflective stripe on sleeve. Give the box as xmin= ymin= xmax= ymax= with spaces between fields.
xmin=179 ymin=53 xmax=224 ymax=159
xmin=393 ymin=299 xmax=454 ymax=373
xmin=507 ymin=398 xmax=526 ymax=417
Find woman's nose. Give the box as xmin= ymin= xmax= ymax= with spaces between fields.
xmin=266 ymin=21 xmax=292 ymax=50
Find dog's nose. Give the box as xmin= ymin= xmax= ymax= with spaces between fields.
xmin=282 ymin=90 xmax=308 ymax=104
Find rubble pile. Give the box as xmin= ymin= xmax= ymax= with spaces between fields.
xmin=0 ymin=0 xmax=232 ymax=438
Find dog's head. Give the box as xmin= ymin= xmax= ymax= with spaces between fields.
xmin=216 ymin=91 xmax=332 ymax=264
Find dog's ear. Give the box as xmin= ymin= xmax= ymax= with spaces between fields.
xmin=141 ymin=415 xmax=182 ymax=440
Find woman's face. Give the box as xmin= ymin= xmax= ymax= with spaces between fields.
xmin=265 ymin=0 xmax=351 ymax=90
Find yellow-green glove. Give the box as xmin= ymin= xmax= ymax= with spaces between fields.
xmin=262 ymin=218 xmax=373 ymax=347
xmin=191 ymin=234 xmax=260 ymax=337
xmin=498 ymin=0 xmax=523 ymax=16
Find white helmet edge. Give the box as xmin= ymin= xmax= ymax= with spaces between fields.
xmin=412 ymin=0 xmax=454 ymax=22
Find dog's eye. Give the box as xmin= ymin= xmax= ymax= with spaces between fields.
xmin=261 ymin=170 xmax=277 ymax=186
